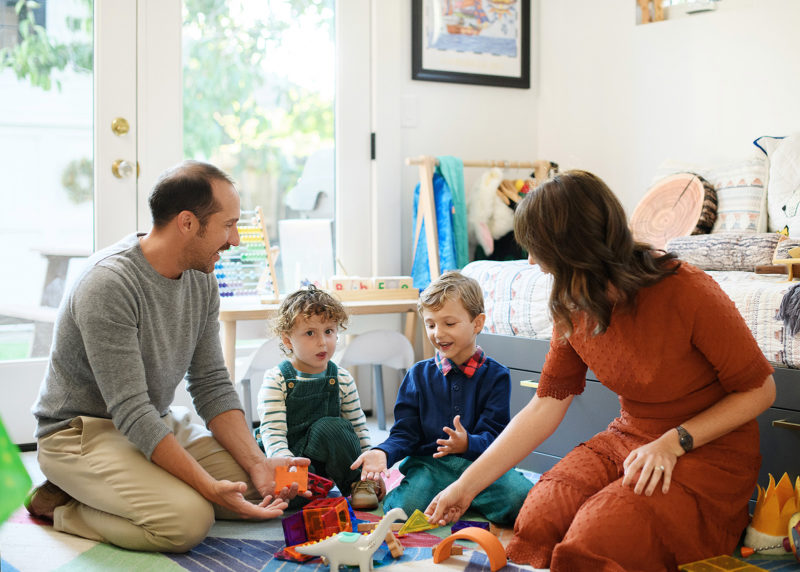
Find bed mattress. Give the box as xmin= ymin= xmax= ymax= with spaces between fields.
xmin=462 ymin=260 xmax=800 ymax=369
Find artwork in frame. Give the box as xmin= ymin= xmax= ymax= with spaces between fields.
xmin=412 ymin=0 xmax=530 ymax=89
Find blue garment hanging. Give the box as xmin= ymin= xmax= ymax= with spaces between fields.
xmin=436 ymin=156 xmax=469 ymax=269
xmin=411 ymin=172 xmax=458 ymax=290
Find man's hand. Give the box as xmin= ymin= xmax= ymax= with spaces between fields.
xmin=251 ymin=456 xmax=313 ymax=502
xmin=350 ymin=449 xmax=388 ymax=481
xmin=433 ymin=415 xmax=468 ymax=458
xmin=210 ymin=479 xmax=289 ymax=519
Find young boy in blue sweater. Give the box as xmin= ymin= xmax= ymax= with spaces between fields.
xmin=350 ymin=271 xmax=531 ymax=524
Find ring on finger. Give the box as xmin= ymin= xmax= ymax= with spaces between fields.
xmin=656 ymin=465 xmax=665 ymax=471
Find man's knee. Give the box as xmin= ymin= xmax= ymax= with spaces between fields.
xmin=142 ymin=493 xmax=215 ymax=552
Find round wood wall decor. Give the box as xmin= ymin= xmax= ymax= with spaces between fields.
xmin=630 ymin=174 xmax=716 ymax=251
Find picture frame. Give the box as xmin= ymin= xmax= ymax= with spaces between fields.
xmin=412 ymin=0 xmax=530 ymax=89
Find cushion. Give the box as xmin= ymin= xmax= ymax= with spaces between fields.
xmin=666 ymin=233 xmax=781 ymax=271
xmin=756 ymin=134 xmax=800 ymax=236
xmin=773 ymin=234 xmax=800 ymax=261
xmin=630 ymin=174 xmax=717 ymax=251
xmin=709 ymin=157 xmax=768 ymax=234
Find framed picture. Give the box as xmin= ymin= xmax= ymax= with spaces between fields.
xmin=412 ymin=0 xmax=530 ymax=89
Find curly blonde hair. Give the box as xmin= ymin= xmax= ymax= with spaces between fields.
xmin=272 ymin=285 xmax=349 ymax=349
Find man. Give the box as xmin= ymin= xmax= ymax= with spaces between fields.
xmin=29 ymin=161 xmax=308 ymax=552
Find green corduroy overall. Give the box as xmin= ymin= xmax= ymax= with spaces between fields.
xmin=279 ymin=360 xmax=362 ymax=495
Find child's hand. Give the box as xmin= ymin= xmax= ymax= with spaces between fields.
xmin=433 ymin=415 xmax=468 ymax=458
xmin=350 ymin=449 xmax=388 ymax=481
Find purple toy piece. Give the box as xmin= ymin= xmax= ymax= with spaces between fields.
xmin=451 ymin=520 xmax=490 ymax=533
xmin=282 ymin=512 xmax=308 ymax=546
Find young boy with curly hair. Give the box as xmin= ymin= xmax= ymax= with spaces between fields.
xmin=256 ymin=285 xmax=384 ymax=508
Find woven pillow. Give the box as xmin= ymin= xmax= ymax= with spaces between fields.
xmin=709 ymin=157 xmax=768 ymax=233
xmin=773 ymin=235 xmax=800 ymax=261
xmin=666 ymin=233 xmax=780 ymax=271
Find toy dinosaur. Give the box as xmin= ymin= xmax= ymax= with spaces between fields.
xmin=295 ymin=507 xmax=407 ymax=571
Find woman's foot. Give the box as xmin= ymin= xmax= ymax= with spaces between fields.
xmin=24 ymin=480 xmax=71 ymax=521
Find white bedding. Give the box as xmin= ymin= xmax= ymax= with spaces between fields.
xmin=462 ymin=260 xmax=800 ymax=369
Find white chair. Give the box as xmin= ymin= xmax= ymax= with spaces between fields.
xmin=237 ymin=337 xmax=283 ymax=428
xmin=338 ymin=330 xmax=415 ymax=430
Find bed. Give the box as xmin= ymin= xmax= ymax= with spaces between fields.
xmin=463 ymin=256 xmax=800 ymax=506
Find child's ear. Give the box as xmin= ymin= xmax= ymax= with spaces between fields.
xmin=281 ymin=333 xmax=293 ymax=352
xmin=473 ymin=313 xmax=486 ymax=333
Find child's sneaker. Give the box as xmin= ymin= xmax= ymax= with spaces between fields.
xmin=350 ymin=478 xmax=385 ymax=510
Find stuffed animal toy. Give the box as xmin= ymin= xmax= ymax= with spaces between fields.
xmin=468 ymin=168 xmax=513 ymax=257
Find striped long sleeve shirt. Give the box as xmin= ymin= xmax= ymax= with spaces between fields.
xmin=256 ymin=362 xmax=371 ymax=457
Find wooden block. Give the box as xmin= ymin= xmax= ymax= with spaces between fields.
xmin=385 ymin=532 xmax=404 ymax=558
xmin=431 ymin=543 xmax=464 ymax=556
xmin=357 ymin=522 xmax=403 ymax=532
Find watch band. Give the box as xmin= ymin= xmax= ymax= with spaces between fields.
xmin=676 ymin=425 xmax=693 ymax=453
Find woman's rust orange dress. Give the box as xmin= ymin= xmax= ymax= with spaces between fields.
xmin=506 ymin=264 xmax=774 ymax=571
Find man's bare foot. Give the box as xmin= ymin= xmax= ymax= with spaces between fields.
xmin=24 ymin=480 xmax=71 ymax=521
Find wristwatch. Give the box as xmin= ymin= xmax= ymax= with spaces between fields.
xmin=676 ymin=425 xmax=694 ymax=453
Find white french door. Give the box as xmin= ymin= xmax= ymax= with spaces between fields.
xmin=0 ymin=0 xmax=180 ymax=443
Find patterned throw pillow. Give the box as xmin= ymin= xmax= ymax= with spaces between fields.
xmin=666 ymin=233 xmax=781 ymax=271
xmin=773 ymin=235 xmax=800 ymax=261
xmin=754 ymin=134 xmax=800 ymax=235
xmin=709 ymin=157 xmax=768 ymax=234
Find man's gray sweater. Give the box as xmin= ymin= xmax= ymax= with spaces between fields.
xmin=32 ymin=234 xmax=242 ymax=459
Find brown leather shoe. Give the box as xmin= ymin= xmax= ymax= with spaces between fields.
xmin=350 ymin=479 xmax=380 ymax=510
xmin=24 ymin=480 xmax=71 ymax=520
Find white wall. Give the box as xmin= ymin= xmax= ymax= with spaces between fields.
xmin=536 ymin=0 xmax=800 ymax=213
xmin=372 ymin=1 xmax=539 ymax=275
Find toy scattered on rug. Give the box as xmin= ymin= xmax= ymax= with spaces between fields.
xmin=678 ymin=555 xmax=766 ymax=571
xmin=295 ymin=507 xmax=408 ymax=572
xmin=742 ymin=473 xmax=800 ymax=558
xmin=273 ymin=466 xmax=334 ymax=499
xmin=432 ymin=526 xmax=507 ymax=572
xmin=281 ymin=496 xmax=355 ymax=548
xmin=397 ymin=509 xmax=437 ymax=536
xmin=451 ymin=519 xmax=490 ymax=533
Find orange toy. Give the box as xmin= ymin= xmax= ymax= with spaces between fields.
xmin=274 ymin=465 xmax=308 ymax=496
xmin=432 ymin=527 xmax=507 ymax=572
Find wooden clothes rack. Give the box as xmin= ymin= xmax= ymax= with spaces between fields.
xmin=405 ymin=155 xmax=557 ymax=280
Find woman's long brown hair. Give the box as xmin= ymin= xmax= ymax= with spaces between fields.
xmin=514 ymin=170 xmax=679 ymax=338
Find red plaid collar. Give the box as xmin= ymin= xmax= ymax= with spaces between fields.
xmin=435 ymin=346 xmax=486 ymax=378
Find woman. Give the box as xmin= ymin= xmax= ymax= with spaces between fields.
xmin=425 ymin=170 xmax=775 ymax=571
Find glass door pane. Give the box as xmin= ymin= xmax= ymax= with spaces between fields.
xmin=182 ymin=0 xmax=336 ymax=297
xmin=0 ymin=0 xmax=94 ymax=361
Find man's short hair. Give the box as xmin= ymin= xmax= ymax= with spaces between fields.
xmin=148 ymin=160 xmax=236 ymax=228
xmin=418 ymin=271 xmax=484 ymax=320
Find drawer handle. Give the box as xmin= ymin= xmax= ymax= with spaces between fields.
xmin=772 ymin=419 xmax=800 ymax=431
xmin=520 ymin=380 xmax=539 ymax=389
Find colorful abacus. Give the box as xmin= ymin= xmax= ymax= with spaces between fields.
xmin=215 ymin=207 xmax=280 ymax=302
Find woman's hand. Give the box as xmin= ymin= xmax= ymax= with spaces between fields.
xmin=350 ymin=449 xmax=388 ymax=481
xmin=622 ymin=431 xmax=682 ymax=496
xmin=424 ymin=480 xmax=476 ymax=526
xmin=433 ymin=415 xmax=468 ymax=458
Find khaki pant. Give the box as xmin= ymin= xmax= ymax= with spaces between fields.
xmin=37 ymin=409 xmax=259 ymax=552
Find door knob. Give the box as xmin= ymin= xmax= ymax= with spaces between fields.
xmin=111 ymin=159 xmax=137 ymax=179
xmin=111 ymin=117 xmax=129 ymax=136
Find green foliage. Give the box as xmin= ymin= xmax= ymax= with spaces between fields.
xmin=0 ymin=0 xmax=92 ymax=90
xmin=1 ymin=0 xmax=334 ymax=211
xmin=182 ymin=0 xmax=335 ymax=206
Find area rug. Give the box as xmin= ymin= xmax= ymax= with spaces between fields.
xmin=0 ymin=468 xmax=545 ymax=572
xmin=3 ymin=466 xmax=799 ymax=572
